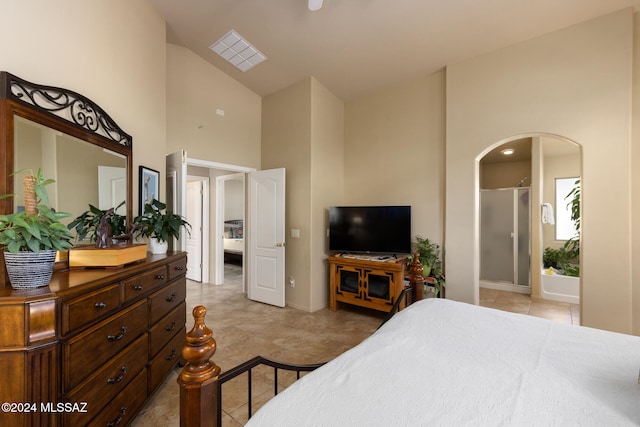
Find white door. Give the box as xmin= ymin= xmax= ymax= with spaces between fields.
xmin=186 ymin=180 xmax=203 ymax=282
xmin=248 ymin=168 xmax=285 ymax=307
xmin=97 ymin=166 xmax=126 ymax=215
xmin=166 ymin=151 xmax=187 ymax=252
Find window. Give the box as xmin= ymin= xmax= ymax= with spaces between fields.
xmin=555 ymin=177 xmax=579 ymax=241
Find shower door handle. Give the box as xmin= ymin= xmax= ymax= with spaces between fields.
xmin=510 ymin=232 xmax=514 ymax=239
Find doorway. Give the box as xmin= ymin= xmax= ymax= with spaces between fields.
xmin=216 ymin=172 xmax=245 ymax=290
xmin=477 ymin=135 xmax=581 ymax=303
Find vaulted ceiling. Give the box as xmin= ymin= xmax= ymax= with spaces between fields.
xmin=152 ymin=0 xmax=640 ymax=101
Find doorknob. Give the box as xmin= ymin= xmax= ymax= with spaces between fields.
xmin=276 ymin=242 xmax=285 ymax=247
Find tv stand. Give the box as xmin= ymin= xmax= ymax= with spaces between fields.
xmin=329 ymin=254 xmax=408 ymax=312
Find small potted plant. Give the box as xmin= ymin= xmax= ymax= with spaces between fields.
xmin=0 ymin=169 xmax=73 ymax=288
xmin=410 ymin=236 xmax=445 ymax=297
xmin=133 ymin=199 xmax=190 ymax=254
xmin=67 ymin=201 xmax=127 ymax=244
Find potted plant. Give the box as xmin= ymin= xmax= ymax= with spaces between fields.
xmin=67 ymin=202 xmax=127 ymax=242
xmin=67 ymin=201 xmax=127 ymax=244
xmin=0 ymin=169 xmax=73 ymax=288
xmin=410 ymin=236 xmax=445 ymax=297
xmin=412 ymin=236 xmax=439 ymax=277
xmin=133 ymin=199 xmax=190 ymax=254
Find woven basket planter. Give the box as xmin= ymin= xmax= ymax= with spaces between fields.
xmin=4 ymin=250 xmax=57 ymax=289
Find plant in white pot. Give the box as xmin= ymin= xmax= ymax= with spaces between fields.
xmin=133 ymin=199 xmax=190 ymax=254
xmin=0 ymin=169 xmax=73 ymax=288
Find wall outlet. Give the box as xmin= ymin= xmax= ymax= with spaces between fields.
xmin=289 ymin=276 xmax=295 ymax=288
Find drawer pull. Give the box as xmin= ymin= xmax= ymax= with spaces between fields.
xmin=175 ymin=266 xmax=184 ymax=271
xmin=107 ymin=326 xmax=128 ymax=342
xmin=94 ymin=301 xmax=107 ymax=309
xmin=165 ymin=320 xmax=177 ymax=332
xmin=166 ymin=348 xmax=177 ymax=361
xmin=156 ymin=274 xmax=165 ymax=280
xmin=165 ymin=292 xmax=177 ymax=303
xmin=107 ymin=366 xmax=128 ymax=384
xmin=134 ymin=285 xmax=143 ymax=291
xmin=107 ymin=406 xmax=126 ymax=427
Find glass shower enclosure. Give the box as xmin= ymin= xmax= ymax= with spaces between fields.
xmin=480 ymin=187 xmax=530 ymax=288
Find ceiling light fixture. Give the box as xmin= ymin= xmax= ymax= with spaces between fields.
xmin=501 ymin=148 xmax=515 ymax=155
xmin=308 ymin=0 xmax=323 ymax=11
xmin=209 ymin=30 xmax=267 ymax=72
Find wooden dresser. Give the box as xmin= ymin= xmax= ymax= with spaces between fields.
xmin=0 ymin=251 xmax=187 ymax=427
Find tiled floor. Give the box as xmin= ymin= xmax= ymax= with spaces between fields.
xmin=131 ymin=269 xmax=580 ymax=426
xmin=479 ymin=287 xmax=580 ymax=325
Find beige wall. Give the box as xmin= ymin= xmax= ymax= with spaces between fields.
xmin=0 ymin=0 xmax=166 ymax=219
xmin=261 ymin=77 xmax=344 ymax=312
xmin=446 ymin=9 xmax=634 ymax=333
xmin=262 ymin=79 xmax=313 ymax=310
xmin=344 ymin=71 xmax=446 ymax=247
xmin=480 ymin=160 xmax=531 ymax=189
xmin=310 ymin=79 xmax=344 ymax=311
xmin=632 ymin=11 xmax=640 ymax=335
xmin=166 ymin=44 xmax=262 ymax=169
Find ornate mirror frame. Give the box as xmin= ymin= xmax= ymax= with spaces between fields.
xmin=0 ymin=71 xmax=133 ymax=284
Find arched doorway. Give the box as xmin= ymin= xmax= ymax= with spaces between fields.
xmin=477 ymin=134 xmax=581 ymax=304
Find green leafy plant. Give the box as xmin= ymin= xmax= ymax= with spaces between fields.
xmin=547 ymin=178 xmax=580 ymax=277
xmin=133 ymin=199 xmax=190 ymax=243
xmin=543 ymin=242 xmax=579 ymax=277
xmin=410 ymin=236 xmax=445 ymax=296
xmin=67 ymin=201 xmax=126 ymax=243
xmin=0 ymin=169 xmax=73 ymax=253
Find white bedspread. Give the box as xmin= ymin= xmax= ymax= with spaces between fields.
xmin=247 ymin=299 xmax=640 ymax=426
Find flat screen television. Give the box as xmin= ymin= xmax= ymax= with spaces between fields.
xmin=329 ymin=206 xmax=411 ymax=254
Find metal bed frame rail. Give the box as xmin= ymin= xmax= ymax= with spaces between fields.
xmin=216 ymin=356 xmax=325 ymax=425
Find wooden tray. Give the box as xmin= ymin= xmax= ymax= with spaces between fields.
xmin=69 ymin=244 xmax=147 ymax=268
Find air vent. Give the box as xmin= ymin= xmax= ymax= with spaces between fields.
xmin=209 ymin=30 xmax=267 ymax=72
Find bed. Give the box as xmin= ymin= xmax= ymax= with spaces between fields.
xmin=223 ymin=219 xmax=243 ymax=263
xmin=247 ymin=298 xmax=640 ymax=426
xmin=179 ymin=298 xmax=640 ymax=426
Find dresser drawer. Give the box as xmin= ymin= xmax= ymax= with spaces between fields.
xmin=85 ymin=368 xmax=147 ymax=427
xmin=149 ymin=301 xmax=186 ymax=358
xmin=148 ymin=327 xmax=184 ymax=393
xmin=149 ymin=277 xmax=186 ymax=324
xmin=61 ymin=284 xmax=120 ymax=335
xmin=121 ymin=265 xmax=167 ymax=303
xmin=64 ymin=334 xmax=148 ymax=426
xmin=167 ymin=256 xmax=187 ymax=281
xmin=62 ymin=300 xmax=148 ymax=391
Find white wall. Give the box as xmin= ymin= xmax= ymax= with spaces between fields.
xmin=446 ymin=9 xmax=633 ymax=333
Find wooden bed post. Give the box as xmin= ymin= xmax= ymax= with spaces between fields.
xmin=409 ymin=252 xmax=424 ymax=301
xmin=178 ymin=305 xmax=221 ymax=427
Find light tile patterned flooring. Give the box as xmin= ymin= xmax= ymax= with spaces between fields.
xmin=132 ymin=267 xmax=580 ymax=426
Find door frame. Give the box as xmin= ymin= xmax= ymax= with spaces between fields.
xmin=185 ymin=157 xmax=255 ymax=288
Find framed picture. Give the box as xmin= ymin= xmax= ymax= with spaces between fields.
xmin=139 ymin=166 xmax=159 ymax=215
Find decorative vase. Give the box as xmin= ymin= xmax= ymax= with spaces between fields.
xmin=149 ymin=237 xmax=168 ymax=255
xmin=4 ymin=249 xmax=57 ymax=289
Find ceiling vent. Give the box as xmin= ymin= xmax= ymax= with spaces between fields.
xmin=209 ymin=30 xmax=267 ymax=72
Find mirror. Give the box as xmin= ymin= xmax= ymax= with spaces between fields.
xmin=14 ymin=117 xmax=127 ymax=222
xmin=0 ymin=71 xmax=133 ymax=284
